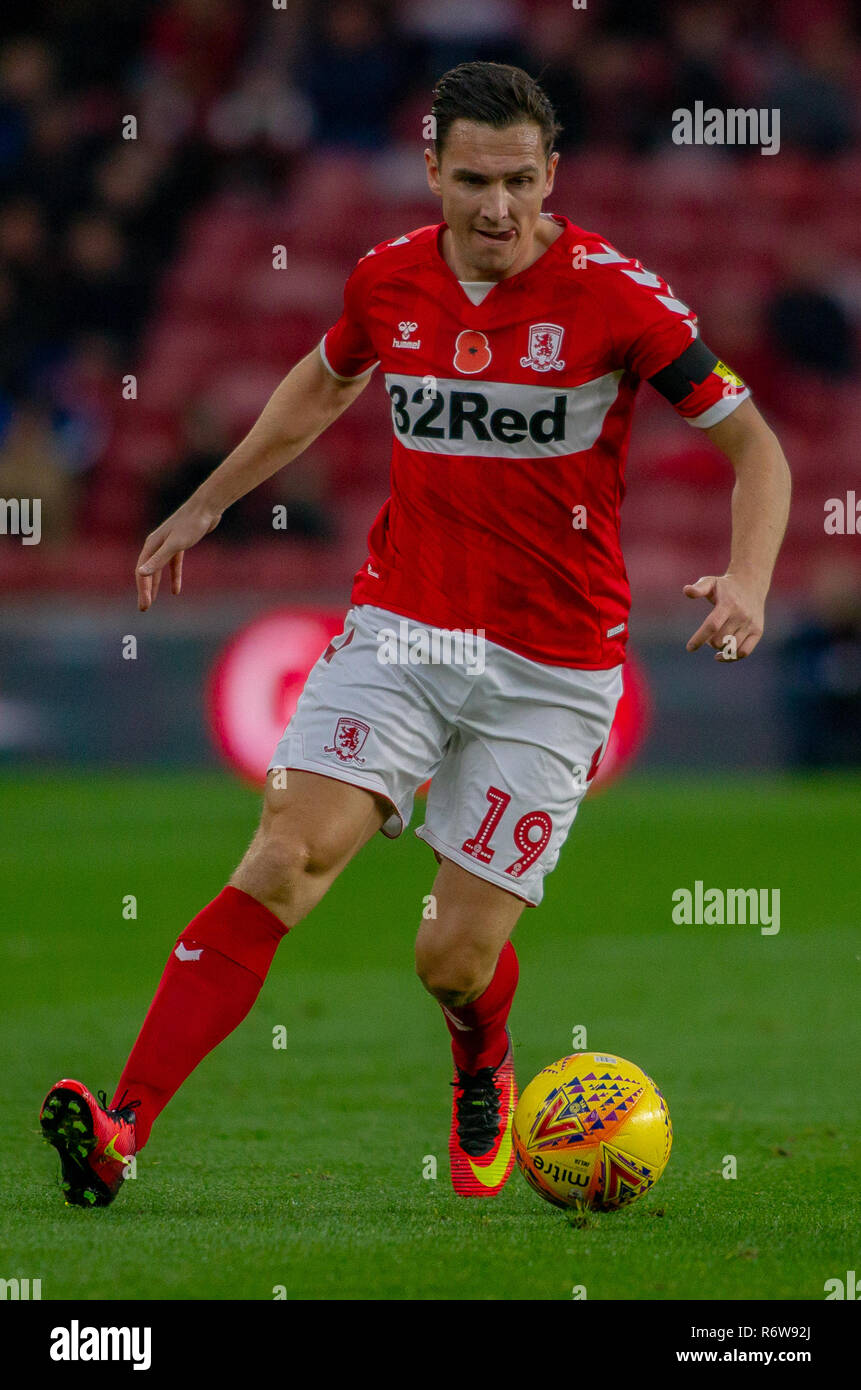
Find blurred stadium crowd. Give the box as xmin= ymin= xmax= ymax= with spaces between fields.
xmin=1 ymin=0 xmax=860 ymax=684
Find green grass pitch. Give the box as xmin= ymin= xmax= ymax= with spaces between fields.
xmin=1 ymin=769 xmax=858 ymax=1301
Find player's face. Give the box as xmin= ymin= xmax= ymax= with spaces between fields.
xmin=425 ymin=120 xmax=558 ymax=280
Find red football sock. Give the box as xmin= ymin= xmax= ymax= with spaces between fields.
xmin=111 ymin=887 xmax=287 ymax=1147
xmin=440 ymin=940 xmax=519 ymax=1073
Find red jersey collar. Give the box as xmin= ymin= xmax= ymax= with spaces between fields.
xmin=433 ymin=213 xmax=571 ymax=299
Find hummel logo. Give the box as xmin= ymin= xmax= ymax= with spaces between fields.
xmin=174 ymin=942 xmax=202 ymax=962
xmin=393 ymin=320 xmax=421 ymax=350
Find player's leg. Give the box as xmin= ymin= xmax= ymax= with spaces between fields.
xmin=41 ymin=771 xmax=388 ymax=1207
xmin=109 ymin=770 xmax=389 ymax=1145
xmin=415 ymin=856 xmax=525 ymax=1198
xmin=229 ymin=766 xmax=391 ymax=924
xmin=413 ymin=646 xmax=625 ymax=1196
xmin=42 ymin=603 xmax=450 ymax=1207
xmin=415 ymin=853 xmax=523 ymax=1049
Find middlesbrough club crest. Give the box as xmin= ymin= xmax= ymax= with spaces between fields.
xmin=520 ymin=323 xmax=566 ymax=372
xmin=323 ymin=716 xmax=369 ymax=763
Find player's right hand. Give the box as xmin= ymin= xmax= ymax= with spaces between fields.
xmin=135 ymin=503 xmax=222 ymax=611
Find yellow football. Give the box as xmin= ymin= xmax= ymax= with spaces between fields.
xmin=513 ymin=1051 xmax=672 ymax=1211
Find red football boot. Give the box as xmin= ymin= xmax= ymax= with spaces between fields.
xmin=40 ymin=1079 xmax=138 ymax=1208
xmin=449 ymin=1029 xmax=517 ymax=1197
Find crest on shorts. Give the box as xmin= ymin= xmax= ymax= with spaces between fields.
xmin=323 ymin=716 xmax=369 ymax=763
xmin=520 ymin=322 xmax=566 ymax=372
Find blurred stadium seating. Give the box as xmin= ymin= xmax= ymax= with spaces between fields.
xmin=1 ymin=0 xmax=859 ymax=607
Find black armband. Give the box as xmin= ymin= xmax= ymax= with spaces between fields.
xmin=647 ymin=339 xmax=720 ymax=404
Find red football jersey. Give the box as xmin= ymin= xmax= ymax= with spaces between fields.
xmin=320 ymin=214 xmax=749 ymax=668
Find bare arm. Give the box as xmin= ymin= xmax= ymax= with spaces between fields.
xmin=135 ymin=347 xmax=372 ymax=610
xmin=684 ymin=397 xmax=791 ymax=660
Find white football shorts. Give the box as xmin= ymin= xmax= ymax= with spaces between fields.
xmin=268 ymin=603 xmax=623 ymax=906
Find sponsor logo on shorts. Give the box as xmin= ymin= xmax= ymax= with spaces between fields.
xmin=323 ymin=716 xmax=369 ymax=763
xmin=375 ymin=619 xmax=486 ymax=675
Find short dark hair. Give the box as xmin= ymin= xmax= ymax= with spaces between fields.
xmin=431 ymin=62 xmax=562 ymax=163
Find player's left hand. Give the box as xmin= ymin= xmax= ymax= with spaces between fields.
xmin=683 ymin=574 xmax=765 ymax=661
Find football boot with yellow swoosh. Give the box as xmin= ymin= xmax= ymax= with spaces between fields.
xmin=449 ymin=1029 xmax=517 ymax=1197
xmin=40 ymin=1079 xmax=138 ymax=1208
